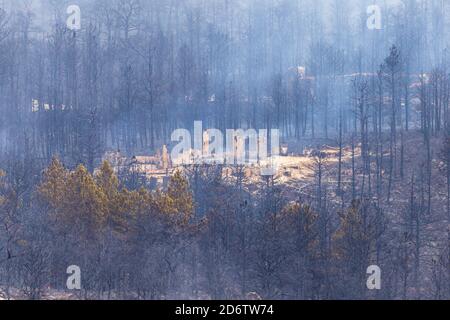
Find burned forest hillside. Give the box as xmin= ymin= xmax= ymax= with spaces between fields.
xmin=0 ymin=0 xmax=450 ymax=300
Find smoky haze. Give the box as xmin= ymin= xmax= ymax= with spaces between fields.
xmin=0 ymin=0 xmax=449 ymax=301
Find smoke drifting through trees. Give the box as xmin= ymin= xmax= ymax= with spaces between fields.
xmin=0 ymin=0 xmax=449 ymax=300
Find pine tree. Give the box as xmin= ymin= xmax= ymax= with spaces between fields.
xmin=39 ymin=160 xmax=108 ymax=239
xmin=440 ymin=127 xmax=450 ymax=219
xmin=65 ymin=165 xmax=108 ymax=238
xmin=333 ymin=200 xmax=386 ymax=298
xmin=38 ymin=157 xmax=68 ymax=209
xmin=95 ymin=161 xmax=119 ymax=198
xmin=164 ymin=170 xmax=194 ymax=225
xmin=0 ymin=170 xmax=6 ymax=207
xmin=282 ymin=202 xmax=318 ymax=299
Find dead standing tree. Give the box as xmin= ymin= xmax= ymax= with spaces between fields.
xmin=381 ymin=45 xmax=402 ymax=203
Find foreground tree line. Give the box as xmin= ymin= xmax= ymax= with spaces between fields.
xmin=0 ymin=0 xmax=449 ymax=300
xmin=1 ymin=151 xmax=449 ymax=300
xmin=0 ymin=1 xmax=449 ymax=170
